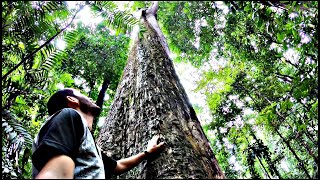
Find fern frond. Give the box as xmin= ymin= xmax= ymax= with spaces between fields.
xmin=42 ymin=1 xmax=61 ymax=12
xmin=91 ymin=2 xmax=139 ymax=35
xmin=38 ymin=49 xmax=67 ymax=73
xmin=2 ymin=112 xmax=33 ymax=148
xmin=39 ymin=44 xmax=55 ymax=61
xmin=2 ymin=78 xmax=23 ymax=96
xmin=36 ymin=1 xmax=67 ymax=19
xmin=94 ymin=1 xmax=117 ymax=10
xmin=2 ymin=111 xmax=33 ymax=179
xmin=63 ymin=30 xmax=81 ymax=49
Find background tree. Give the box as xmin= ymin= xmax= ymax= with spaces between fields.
xmin=61 ymin=22 xmax=131 ymax=135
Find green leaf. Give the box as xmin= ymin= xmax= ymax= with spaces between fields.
xmin=266 ymin=7 xmax=272 ymax=16
xmin=15 ymin=96 xmax=26 ymax=105
xmin=257 ymin=19 xmax=263 ymax=28
xmin=244 ymin=4 xmax=251 ymax=12
xmin=277 ymin=33 xmax=285 ymax=42
xmin=298 ymin=124 xmax=306 ymax=131
xmin=60 ymin=73 xmax=74 ymax=86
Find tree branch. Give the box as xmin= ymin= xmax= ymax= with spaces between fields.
xmin=146 ymin=1 xmax=159 ymax=15
xmin=275 ymin=72 xmax=294 ymax=83
xmin=258 ymin=1 xmax=312 ymax=13
xmin=284 ymin=59 xmax=299 ymax=69
xmin=2 ymin=5 xmax=84 ymax=81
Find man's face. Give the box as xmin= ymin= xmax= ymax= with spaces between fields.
xmin=72 ymin=89 xmax=101 ymax=117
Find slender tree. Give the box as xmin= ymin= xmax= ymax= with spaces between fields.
xmin=97 ymin=2 xmax=225 ymax=179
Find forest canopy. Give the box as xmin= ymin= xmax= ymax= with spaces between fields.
xmin=2 ymin=1 xmax=318 ymax=179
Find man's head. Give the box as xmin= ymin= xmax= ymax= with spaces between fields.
xmin=47 ymin=88 xmax=101 ymax=117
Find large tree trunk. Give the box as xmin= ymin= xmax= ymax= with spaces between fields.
xmin=97 ymin=2 xmax=225 ymax=179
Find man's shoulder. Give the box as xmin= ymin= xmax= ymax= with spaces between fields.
xmin=44 ymin=108 xmax=84 ymax=131
xmin=38 ymin=108 xmax=85 ymax=141
xmin=52 ymin=108 xmax=81 ymax=121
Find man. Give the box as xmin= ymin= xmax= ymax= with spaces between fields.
xmin=32 ymin=88 xmax=165 ymax=179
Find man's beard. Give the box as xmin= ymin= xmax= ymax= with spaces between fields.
xmin=78 ymin=96 xmax=101 ymax=117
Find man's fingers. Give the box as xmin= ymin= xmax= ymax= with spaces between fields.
xmin=151 ymin=135 xmax=160 ymax=143
xmin=154 ymin=134 xmax=160 ymax=139
xmin=157 ymin=142 xmax=165 ymax=148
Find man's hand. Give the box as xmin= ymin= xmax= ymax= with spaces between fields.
xmin=112 ymin=134 xmax=165 ymax=175
xmin=146 ymin=134 xmax=165 ymax=154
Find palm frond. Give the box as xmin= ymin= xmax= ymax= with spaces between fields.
xmin=90 ymin=2 xmax=140 ymax=35
xmin=43 ymin=50 xmax=67 ymax=70
xmin=2 ymin=79 xmax=23 ymax=95
xmin=2 ymin=111 xmax=33 ymax=179
xmin=94 ymin=1 xmax=118 ymax=10
xmin=1 ymin=78 xmax=27 ymax=109
xmin=2 ymin=111 xmax=33 ymax=148
xmin=41 ymin=1 xmax=62 ymax=12
xmin=39 ymin=44 xmax=56 ymax=63
xmin=63 ymin=30 xmax=82 ymax=49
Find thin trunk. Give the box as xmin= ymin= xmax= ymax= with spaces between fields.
xmin=275 ymin=129 xmax=311 ymax=178
xmin=268 ymin=100 xmax=317 ymax=163
xmin=293 ymin=133 xmax=318 ymax=165
xmin=250 ymin=87 xmax=312 ymax=178
xmin=97 ymin=2 xmax=225 ymax=179
xmin=244 ymin=136 xmax=262 ymax=179
xmin=92 ymin=77 xmax=110 ymax=134
xmin=256 ymin=156 xmax=272 ymax=179
xmin=285 ymin=108 xmax=317 ymax=145
xmin=253 ymin=85 xmax=317 ymax=144
xmin=96 ymin=78 xmax=110 ymax=109
xmin=88 ymin=81 xmax=95 ymax=97
xmin=251 ymin=132 xmax=282 ymax=178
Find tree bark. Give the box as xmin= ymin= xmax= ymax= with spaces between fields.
xmin=97 ymin=2 xmax=225 ymax=179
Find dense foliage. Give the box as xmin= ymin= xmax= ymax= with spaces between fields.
xmin=2 ymin=1 xmax=318 ymax=178
xmin=156 ymin=1 xmax=318 ymax=178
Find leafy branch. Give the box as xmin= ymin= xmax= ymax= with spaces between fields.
xmin=2 ymin=5 xmax=85 ymax=81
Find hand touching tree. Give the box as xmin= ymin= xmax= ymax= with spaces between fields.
xmin=145 ymin=135 xmax=165 ymax=157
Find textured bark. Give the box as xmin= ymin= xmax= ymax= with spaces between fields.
xmin=97 ymin=3 xmax=225 ymax=179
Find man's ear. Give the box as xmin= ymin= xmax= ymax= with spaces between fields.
xmin=66 ymin=96 xmax=79 ymax=108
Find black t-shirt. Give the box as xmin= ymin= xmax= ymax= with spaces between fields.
xmin=32 ymin=108 xmax=117 ymax=178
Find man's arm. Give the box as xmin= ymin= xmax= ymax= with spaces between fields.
xmin=35 ymin=155 xmax=75 ymax=179
xmin=112 ymin=135 xmax=165 ymax=175
xmin=32 ymin=109 xmax=84 ymax=179
xmin=113 ymin=151 xmax=149 ymax=175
